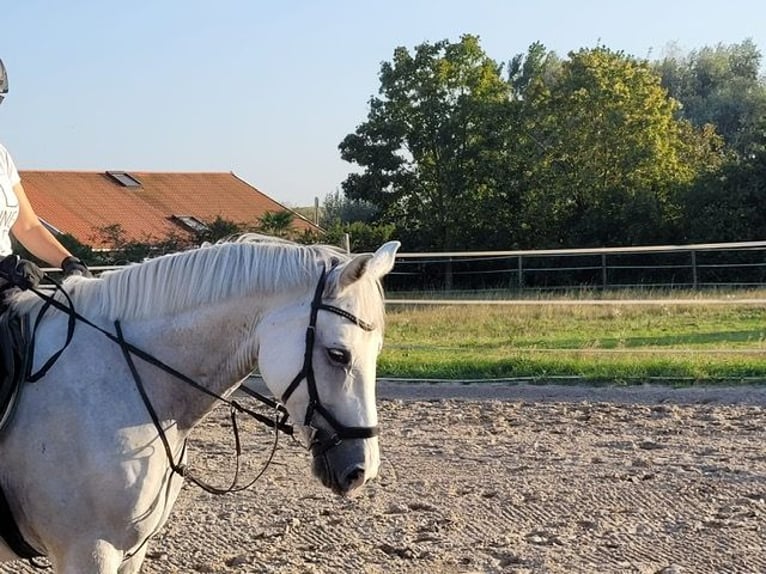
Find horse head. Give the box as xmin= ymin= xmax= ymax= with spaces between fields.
xmin=257 ymin=241 xmax=400 ymax=496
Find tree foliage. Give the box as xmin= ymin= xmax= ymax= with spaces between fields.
xmin=39 ymin=37 xmax=763 ymax=260
xmin=88 ymin=224 xmax=194 ymax=264
xmin=257 ymin=210 xmax=295 ymax=238
xmin=320 ymin=188 xmax=378 ymax=227
xmin=339 ymin=37 xmax=728 ymax=250
xmin=518 ymin=46 xmax=723 ymax=246
xmin=339 ymin=34 xmax=513 ymax=250
xmin=75 ymin=211 xmax=300 ymax=265
xmin=683 ymin=123 xmax=766 ymax=242
xmin=322 ymin=221 xmax=397 ymax=253
xmin=654 ymin=39 xmax=766 ymax=158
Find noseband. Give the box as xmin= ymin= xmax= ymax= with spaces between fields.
xmin=280 ymin=266 xmax=378 ymax=455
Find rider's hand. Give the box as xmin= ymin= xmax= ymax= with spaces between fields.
xmin=61 ymin=256 xmax=93 ymax=278
xmin=0 ymin=255 xmax=44 ymax=290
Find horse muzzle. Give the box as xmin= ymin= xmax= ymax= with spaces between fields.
xmin=311 ymin=434 xmax=375 ymax=496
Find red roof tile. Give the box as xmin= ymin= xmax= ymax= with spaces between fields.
xmin=19 ymin=170 xmax=320 ymax=250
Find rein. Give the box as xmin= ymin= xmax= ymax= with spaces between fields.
xmin=24 ymin=265 xmax=378 ymax=490
xmin=26 ymin=279 xmax=291 ymax=496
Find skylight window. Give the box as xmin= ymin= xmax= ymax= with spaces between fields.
xmin=106 ymin=171 xmax=142 ymax=187
xmin=172 ymin=215 xmax=209 ymax=233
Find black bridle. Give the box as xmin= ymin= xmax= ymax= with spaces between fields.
xmin=280 ymin=266 xmax=379 ymax=456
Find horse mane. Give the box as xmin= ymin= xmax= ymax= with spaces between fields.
xmin=13 ymin=236 xmax=385 ymax=325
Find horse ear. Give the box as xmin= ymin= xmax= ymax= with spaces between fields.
xmin=334 ymin=241 xmax=401 ymax=292
xmin=367 ymin=241 xmax=401 ymax=280
xmin=336 ymin=253 xmax=373 ymax=292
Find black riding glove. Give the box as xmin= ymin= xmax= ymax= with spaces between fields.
xmin=0 ymin=255 xmax=44 ymax=290
xmin=61 ymin=256 xmax=93 ymax=278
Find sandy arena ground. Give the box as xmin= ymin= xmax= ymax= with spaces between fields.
xmin=4 ymin=382 xmax=766 ymax=573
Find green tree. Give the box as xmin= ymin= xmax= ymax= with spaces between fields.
xmin=520 ymin=46 xmax=723 ymax=247
xmin=321 ymin=188 xmax=378 ymax=227
xmin=339 ymin=35 xmax=512 ymax=251
xmin=197 ymin=215 xmax=248 ymax=244
xmin=654 ymin=40 xmax=766 ymax=158
xmin=89 ymin=224 xmax=192 ymax=264
xmin=683 ymin=123 xmax=766 ymax=241
xmin=322 ymin=221 xmax=397 ymax=253
xmin=257 ymin=210 xmax=294 ymax=238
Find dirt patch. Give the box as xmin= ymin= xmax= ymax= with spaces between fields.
xmin=5 ymin=384 xmax=766 ymax=573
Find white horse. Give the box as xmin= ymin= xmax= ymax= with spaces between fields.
xmin=0 ymin=237 xmax=400 ymax=573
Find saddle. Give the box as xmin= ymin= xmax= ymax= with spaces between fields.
xmin=0 ymin=305 xmax=44 ymax=561
xmin=0 ymin=308 xmax=31 ymax=433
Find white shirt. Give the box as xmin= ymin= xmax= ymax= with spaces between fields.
xmin=0 ymin=143 xmax=20 ymax=256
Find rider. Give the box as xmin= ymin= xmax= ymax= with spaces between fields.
xmin=0 ymin=57 xmax=91 ymax=297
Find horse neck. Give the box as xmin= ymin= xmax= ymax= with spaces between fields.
xmin=130 ymin=291 xmax=285 ymax=430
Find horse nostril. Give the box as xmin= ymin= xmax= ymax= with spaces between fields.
xmin=343 ymin=466 xmax=366 ymax=492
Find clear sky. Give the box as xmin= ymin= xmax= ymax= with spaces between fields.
xmin=1 ymin=1 xmax=764 ymax=207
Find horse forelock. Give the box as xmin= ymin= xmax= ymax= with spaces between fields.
xmin=11 ymin=241 xmax=386 ymax=323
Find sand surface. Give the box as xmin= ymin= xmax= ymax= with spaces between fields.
xmin=4 ymin=382 xmax=766 ymax=573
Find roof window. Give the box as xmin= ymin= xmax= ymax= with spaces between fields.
xmin=106 ymin=171 xmax=142 ymax=187
xmin=171 ymin=215 xmax=209 ymax=233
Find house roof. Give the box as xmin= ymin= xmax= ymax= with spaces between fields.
xmin=19 ymin=170 xmax=320 ymax=249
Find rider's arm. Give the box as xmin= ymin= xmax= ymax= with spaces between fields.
xmin=10 ymin=181 xmax=72 ymax=269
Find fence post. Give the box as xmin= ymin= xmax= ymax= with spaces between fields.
xmin=601 ymin=253 xmax=608 ymax=290
xmin=517 ymin=255 xmax=524 ymax=291
xmin=691 ymin=250 xmax=698 ymax=289
xmin=444 ymin=257 xmax=453 ymax=291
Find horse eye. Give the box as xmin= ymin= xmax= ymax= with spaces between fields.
xmin=327 ymin=348 xmax=351 ymax=366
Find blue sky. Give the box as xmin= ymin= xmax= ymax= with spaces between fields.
xmin=1 ymin=1 xmax=764 ymax=207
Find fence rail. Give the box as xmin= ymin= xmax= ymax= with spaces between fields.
xmin=40 ymin=239 xmax=766 ymax=303
xmin=384 ymin=298 xmax=766 ymax=306
xmin=388 ymin=239 xmax=766 ymax=294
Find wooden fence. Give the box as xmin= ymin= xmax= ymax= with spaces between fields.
xmin=387 ymin=240 xmax=766 ymax=295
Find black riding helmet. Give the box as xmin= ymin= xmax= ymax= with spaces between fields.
xmin=0 ymin=58 xmax=7 ymax=105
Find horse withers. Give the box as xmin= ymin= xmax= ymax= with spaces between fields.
xmin=0 ymin=237 xmax=400 ymax=574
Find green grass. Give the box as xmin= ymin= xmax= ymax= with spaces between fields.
xmin=379 ymin=294 xmax=766 ymax=384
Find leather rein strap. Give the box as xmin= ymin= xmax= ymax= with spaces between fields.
xmin=27 ymin=283 xmax=292 ymax=436
xmin=25 ymin=282 xmax=291 ymax=497
xmin=0 ymin=266 xmax=381 ymax=563
xmin=23 ymin=265 xmax=378 ymax=489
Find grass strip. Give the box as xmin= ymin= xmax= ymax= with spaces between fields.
xmin=379 ymin=297 xmax=766 ymax=384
